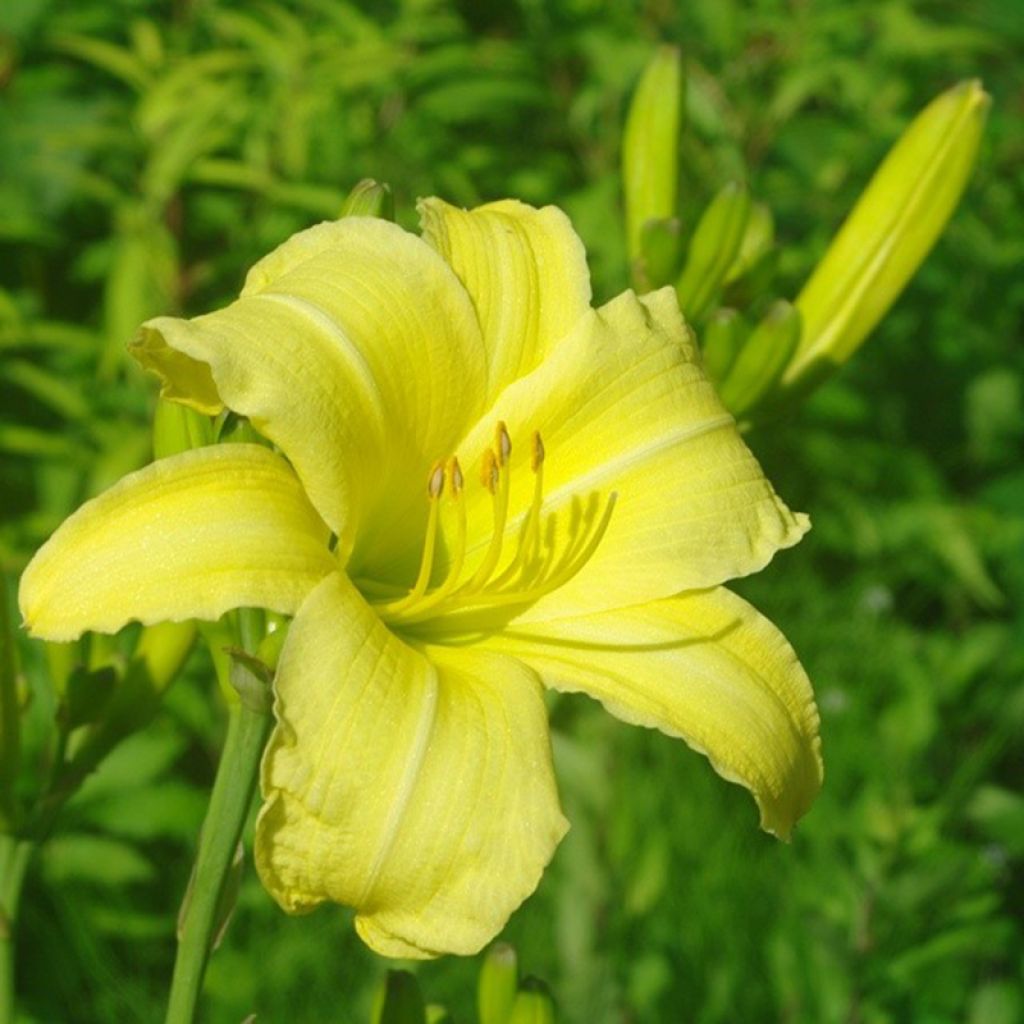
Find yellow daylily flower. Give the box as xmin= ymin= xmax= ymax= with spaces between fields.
xmin=19 ymin=199 xmax=822 ymax=958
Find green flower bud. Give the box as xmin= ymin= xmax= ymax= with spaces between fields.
xmin=507 ymin=979 xmax=556 ymax=1024
xmin=719 ymin=299 xmax=801 ymax=418
xmin=701 ymin=308 xmax=748 ymax=386
xmin=623 ymin=46 xmax=684 ymax=267
xmin=676 ymin=182 xmax=751 ymax=323
xmin=152 ymin=398 xmax=213 ymax=460
xmin=478 ymin=942 xmax=519 ymax=1024
xmin=784 ymin=79 xmax=989 ymax=394
xmin=342 ymin=178 xmax=394 ymax=220
xmin=724 ymin=201 xmax=774 ymax=284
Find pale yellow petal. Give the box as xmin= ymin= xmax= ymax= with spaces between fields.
xmin=133 ymin=218 xmax=488 ymax=557
xmin=255 ymin=573 xmax=567 ymax=957
xmin=419 ymin=197 xmax=591 ymax=401
xmin=19 ymin=445 xmax=334 ymax=641
xmin=480 ymin=586 xmax=822 ymax=838
xmin=435 ymin=286 xmax=807 ymax=622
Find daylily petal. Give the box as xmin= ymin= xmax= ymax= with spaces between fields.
xmin=419 ymin=197 xmax=592 ymax=401
xmin=478 ymin=586 xmax=822 ymax=838
xmin=19 ymin=445 xmax=334 ymax=641
xmin=132 ymin=218 xmax=488 ymax=559
xmin=256 ymin=572 xmax=568 ymax=958
xmin=442 ymin=286 xmax=807 ymax=622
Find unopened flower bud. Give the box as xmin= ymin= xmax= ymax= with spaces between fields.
xmin=784 ymin=79 xmax=989 ymax=394
xmin=623 ymin=47 xmax=684 ymax=268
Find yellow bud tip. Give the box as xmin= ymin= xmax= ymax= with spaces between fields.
xmin=531 ymin=431 xmax=545 ymax=472
xmin=449 ymin=456 xmax=464 ymax=496
xmin=496 ymin=421 xmax=512 ymax=466
xmin=427 ymin=461 xmax=446 ymax=500
xmin=480 ymin=449 xmax=499 ymax=493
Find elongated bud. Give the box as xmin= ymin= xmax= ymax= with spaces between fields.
xmin=720 ymin=300 xmax=801 ymax=418
xmin=341 ymin=178 xmax=394 ymax=220
xmin=623 ymin=46 xmax=684 ymax=269
xmin=784 ymin=79 xmax=989 ymax=393
xmin=478 ymin=943 xmax=519 ymax=1024
xmin=152 ymin=398 xmax=213 ymax=459
xmin=676 ymin=182 xmax=751 ymax=323
xmin=724 ymin=201 xmax=774 ymax=285
xmin=507 ymin=979 xmax=556 ymax=1024
xmin=371 ymin=970 xmax=426 ymax=1024
xmin=701 ymin=308 xmax=748 ymax=387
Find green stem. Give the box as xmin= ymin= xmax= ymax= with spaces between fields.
xmin=164 ymin=695 xmax=271 ymax=1024
xmin=0 ymin=836 xmax=33 ymax=1024
xmin=0 ymin=577 xmax=21 ymax=833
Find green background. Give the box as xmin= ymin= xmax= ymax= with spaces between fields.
xmin=2 ymin=0 xmax=1022 ymax=1021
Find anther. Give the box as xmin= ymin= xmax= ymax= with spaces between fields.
xmin=449 ymin=456 xmax=464 ymax=496
xmin=496 ymin=421 xmax=512 ymax=466
xmin=480 ymin=449 xmax=499 ymax=493
xmin=427 ymin=461 xmax=446 ymax=500
xmin=531 ymin=431 xmax=545 ymax=472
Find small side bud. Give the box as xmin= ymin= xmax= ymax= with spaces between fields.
xmin=675 ymin=182 xmax=752 ymax=323
xmin=226 ymin=648 xmax=274 ymax=715
xmin=152 ymin=398 xmax=214 ymax=460
xmin=718 ymin=300 xmax=801 ymax=418
xmin=507 ymin=979 xmax=556 ymax=1024
xmin=700 ymin=308 xmax=748 ymax=387
xmin=724 ymin=201 xmax=775 ymax=285
xmin=341 ymin=178 xmax=394 ymax=220
xmin=478 ymin=943 xmax=518 ymax=1024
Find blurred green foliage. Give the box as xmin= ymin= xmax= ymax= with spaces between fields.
xmin=1 ymin=0 xmax=1022 ymax=1022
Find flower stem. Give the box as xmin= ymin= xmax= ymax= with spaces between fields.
xmin=0 ymin=836 xmax=32 ymax=1024
xmin=164 ymin=689 xmax=271 ymax=1024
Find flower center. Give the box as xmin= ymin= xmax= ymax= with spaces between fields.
xmin=371 ymin=422 xmax=616 ymax=629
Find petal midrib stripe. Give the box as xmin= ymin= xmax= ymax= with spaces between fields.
xmin=252 ymin=291 xmax=389 ymax=438
xmin=355 ymin=662 xmax=440 ymax=907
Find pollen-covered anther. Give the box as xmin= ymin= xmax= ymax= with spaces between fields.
xmin=449 ymin=456 xmax=464 ymax=497
xmin=427 ymin=460 xmax=446 ymax=500
xmin=480 ymin=449 xmax=500 ymax=494
xmin=376 ymin=423 xmax=616 ymax=627
xmin=496 ymin=421 xmax=512 ymax=466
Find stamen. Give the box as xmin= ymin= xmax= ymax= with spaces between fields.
xmin=466 ymin=443 xmax=509 ymax=589
xmin=432 ymin=456 xmax=467 ymax=594
xmin=428 ymin=492 xmax=618 ymax=617
xmin=377 ymin=461 xmax=445 ymax=614
xmin=374 ymin=425 xmax=617 ymax=629
xmin=480 ymin=449 xmax=499 ymax=493
xmin=531 ymin=430 xmax=545 ymax=472
xmin=427 ymin=461 xmax=445 ymax=500
xmin=450 ymin=455 xmax=464 ymax=496
xmin=491 ymin=429 xmax=546 ymax=588
xmin=496 ymin=421 xmax=512 ymax=466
